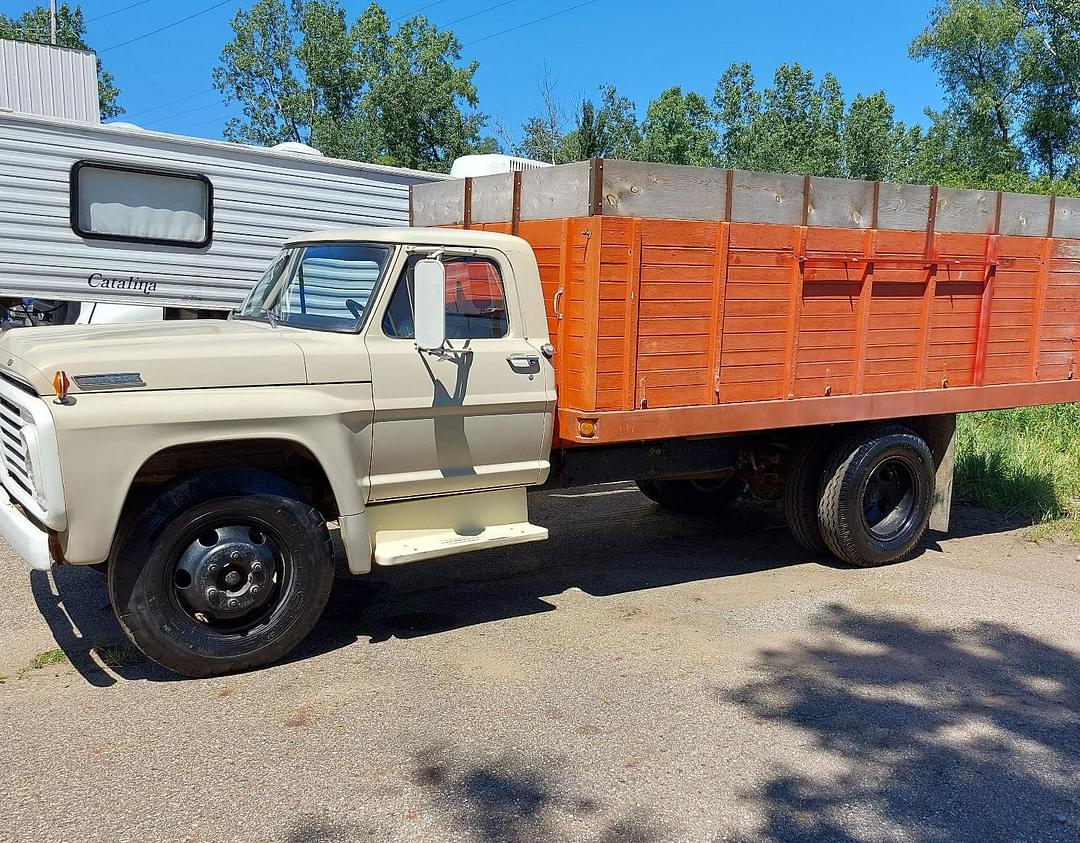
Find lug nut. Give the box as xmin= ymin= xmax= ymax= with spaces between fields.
xmin=251 ymin=562 xmax=263 ymax=574
xmin=231 ymin=551 xmax=241 ymax=561
xmin=228 ymin=598 xmax=239 ymax=609
xmin=208 ymin=564 xmax=219 ymax=574
xmin=251 ymin=585 xmax=261 ymax=595
xmin=206 ymin=588 xmax=220 ymax=603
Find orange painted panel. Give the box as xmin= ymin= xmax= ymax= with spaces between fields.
xmin=477 ymin=213 xmax=1079 ymax=445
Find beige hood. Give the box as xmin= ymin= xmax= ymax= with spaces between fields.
xmin=0 ymin=320 xmax=308 ymax=396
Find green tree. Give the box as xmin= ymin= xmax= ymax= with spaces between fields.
xmin=713 ymin=63 xmax=847 ymax=176
xmin=516 ymin=80 xmax=640 ymax=163
xmin=557 ymin=85 xmax=641 ymax=161
xmin=214 ymin=0 xmax=487 ymax=170
xmin=515 ymin=72 xmax=566 ymax=162
xmin=0 ymin=3 xmax=122 ymax=119
xmin=843 ymin=92 xmax=921 ymax=182
xmin=637 ymin=86 xmax=717 ymax=166
xmin=355 ymin=5 xmax=485 ymax=170
xmin=910 ymin=0 xmax=1032 ymax=179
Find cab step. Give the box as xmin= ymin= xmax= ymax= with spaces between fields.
xmin=374 ymin=522 xmax=548 ymax=565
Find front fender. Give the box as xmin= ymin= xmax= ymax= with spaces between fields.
xmin=51 ymin=383 xmax=373 ymax=565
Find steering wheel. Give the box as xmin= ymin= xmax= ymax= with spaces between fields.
xmin=345 ymin=299 xmax=364 ymax=320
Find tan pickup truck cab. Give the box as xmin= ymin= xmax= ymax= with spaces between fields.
xmin=0 ymin=227 xmax=559 ymax=676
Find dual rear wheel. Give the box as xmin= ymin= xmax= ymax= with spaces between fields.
xmin=785 ymin=424 xmax=936 ymax=567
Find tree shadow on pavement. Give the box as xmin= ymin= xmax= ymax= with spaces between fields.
xmin=725 ymin=604 xmax=1080 ymax=843
xmin=406 ymin=747 xmax=669 ymax=843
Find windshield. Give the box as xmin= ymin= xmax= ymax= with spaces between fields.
xmin=235 ymin=242 xmax=393 ymax=332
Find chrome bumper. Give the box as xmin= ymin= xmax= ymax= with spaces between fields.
xmin=0 ymin=485 xmax=52 ymax=570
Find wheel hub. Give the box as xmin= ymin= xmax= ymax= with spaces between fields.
xmin=174 ymin=526 xmax=277 ymax=620
xmin=862 ymin=458 xmax=916 ymax=541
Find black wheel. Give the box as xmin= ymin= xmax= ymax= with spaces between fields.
xmin=639 ymin=476 xmax=745 ymax=516
xmin=784 ymin=434 xmax=830 ymax=553
xmin=635 ymin=479 xmax=663 ymax=504
xmin=109 ymin=483 xmax=334 ymax=678
xmin=817 ymin=425 xmax=935 ymax=567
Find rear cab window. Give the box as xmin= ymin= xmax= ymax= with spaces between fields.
xmin=382 ymin=256 xmax=510 ymax=340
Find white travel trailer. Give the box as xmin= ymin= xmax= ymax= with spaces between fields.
xmin=0 ymin=109 xmax=447 ymax=325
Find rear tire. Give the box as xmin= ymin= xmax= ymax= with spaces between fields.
xmin=635 ymin=479 xmax=663 ymax=504
xmin=637 ymin=476 xmax=744 ymax=516
xmin=109 ymin=486 xmax=334 ymax=678
xmin=817 ymin=425 xmax=935 ymax=567
xmin=783 ymin=434 xmax=830 ymax=553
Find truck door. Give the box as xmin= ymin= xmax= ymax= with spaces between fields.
xmin=364 ymin=250 xmax=554 ymax=502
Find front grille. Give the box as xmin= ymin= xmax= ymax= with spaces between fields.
xmin=0 ymin=395 xmax=32 ymax=497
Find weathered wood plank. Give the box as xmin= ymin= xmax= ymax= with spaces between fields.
xmin=600 ymin=160 xmax=728 ymax=220
xmin=519 ymin=161 xmax=591 ymax=221
xmin=730 ymin=170 xmax=805 ymax=225
xmin=876 ymin=182 xmax=931 ymax=231
xmin=1054 ymin=196 xmax=1080 ymax=239
xmin=935 ymin=188 xmax=998 ymax=234
xmin=807 ymin=177 xmax=876 ymax=229
xmin=410 ymin=179 xmax=464 ymax=227
xmin=470 ymin=172 xmax=514 ymax=224
xmin=999 ymin=192 xmax=1051 ymax=237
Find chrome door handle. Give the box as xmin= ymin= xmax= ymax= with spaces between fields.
xmin=507 ymin=353 xmax=540 ymax=371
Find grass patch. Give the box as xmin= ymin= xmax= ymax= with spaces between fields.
xmin=25 ymin=648 xmax=68 ymax=671
xmin=955 ymin=404 xmax=1080 ymax=539
xmin=91 ymin=640 xmax=146 ymax=668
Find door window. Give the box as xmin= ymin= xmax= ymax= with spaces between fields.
xmin=382 ymin=256 xmax=509 ymax=340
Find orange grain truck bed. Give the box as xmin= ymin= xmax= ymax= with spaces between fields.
xmin=411 ymin=160 xmax=1080 ymax=447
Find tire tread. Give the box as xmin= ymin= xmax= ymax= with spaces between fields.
xmin=817 ymin=424 xmax=933 ymax=568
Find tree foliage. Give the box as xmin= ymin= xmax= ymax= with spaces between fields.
xmin=0 ymin=3 xmax=123 ymax=119
xmin=636 ymin=86 xmax=717 ymax=166
xmin=213 ymin=0 xmax=489 ymax=170
xmin=911 ymin=0 xmax=1080 ymax=184
xmin=500 ymin=1 xmax=1080 ymax=198
xmin=516 ymin=80 xmax=640 ymax=164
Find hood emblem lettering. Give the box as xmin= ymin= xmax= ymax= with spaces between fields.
xmin=72 ymin=373 xmax=146 ymax=390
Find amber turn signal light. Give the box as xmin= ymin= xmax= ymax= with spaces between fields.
xmin=53 ymin=370 xmax=70 ymax=402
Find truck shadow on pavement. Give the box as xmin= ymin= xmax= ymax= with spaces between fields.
xmin=26 ymin=486 xmax=1026 ymax=687
xmin=303 ymin=491 xmax=846 ymax=653
xmin=29 ymin=488 xmax=838 ymax=684
xmin=720 ymin=603 xmax=1080 ymax=843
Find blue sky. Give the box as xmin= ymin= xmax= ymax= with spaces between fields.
xmin=3 ymin=0 xmax=946 ymax=144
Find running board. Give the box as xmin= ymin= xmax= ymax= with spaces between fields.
xmin=367 ymin=487 xmax=548 ymax=567
xmin=374 ymin=522 xmax=548 ymax=566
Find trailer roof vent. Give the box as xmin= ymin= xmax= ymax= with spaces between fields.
xmin=104 ymin=121 xmax=146 ymax=132
xmin=271 ymin=141 xmax=324 ymax=157
xmin=450 ymin=154 xmax=552 ymax=177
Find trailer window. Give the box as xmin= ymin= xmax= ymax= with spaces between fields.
xmin=383 ymin=256 xmax=509 ymax=340
xmin=71 ymin=161 xmax=212 ymax=248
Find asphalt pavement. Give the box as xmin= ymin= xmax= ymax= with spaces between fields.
xmin=1 ymin=484 xmax=1078 ymax=842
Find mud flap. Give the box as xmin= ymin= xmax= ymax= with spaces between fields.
xmin=920 ymin=414 xmax=956 ymax=533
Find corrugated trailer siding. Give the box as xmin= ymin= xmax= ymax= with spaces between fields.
xmin=0 ymin=41 xmax=99 ymax=122
xmin=0 ymin=112 xmax=442 ymax=309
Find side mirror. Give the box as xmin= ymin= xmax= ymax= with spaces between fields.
xmin=413 ymin=258 xmax=446 ymax=351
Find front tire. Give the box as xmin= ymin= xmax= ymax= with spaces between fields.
xmin=817 ymin=425 xmax=935 ymax=567
xmin=109 ymin=492 xmax=334 ymax=678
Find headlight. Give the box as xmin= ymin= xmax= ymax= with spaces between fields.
xmin=19 ymin=426 xmax=46 ymax=508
